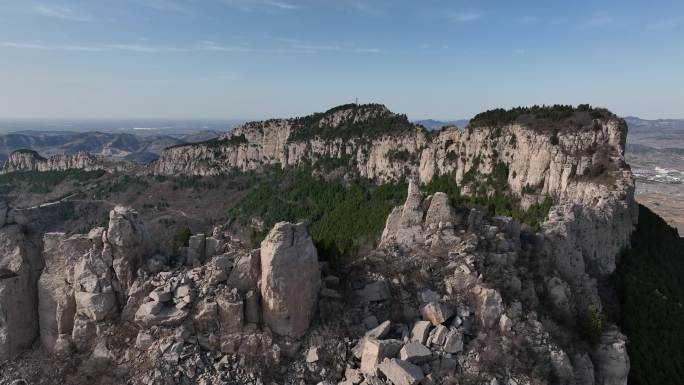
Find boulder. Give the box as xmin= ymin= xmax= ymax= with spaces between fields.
xmin=206 ymin=254 xmax=233 ymax=285
xmin=204 ymin=236 xmax=221 ymax=259
xmin=357 ymin=281 xmax=391 ymax=302
xmin=74 ymin=291 xmax=117 ymax=322
xmin=187 ymin=234 xmax=206 ymax=266
xmin=377 ymin=358 xmax=424 ymax=385
xmin=259 ymin=222 xmax=320 ymax=338
xmin=443 ymin=329 xmax=463 ymax=353
xmin=410 ymin=321 xmax=431 ymax=344
xmin=360 ymin=339 xmax=402 ymax=374
xmin=135 ymin=331 xmax=154 ymax=350
xmin=366 ymin=320 xmax=391 ymax=339
xmin=216 ymin=288 xmax=244 ymax=334
xmin=428 ymin=325 xmax=448 ymax=346
xmin=193 ymin=300 xmax=219 ymax=331
xmin=227 ymin=250 xmax=261 ymax=292
xmin=306 ymin=346 xmax=320 ymax=363
xmin=344 ymin=368 xmax=363 ymax=385
xmin=399 ymin=342 xmax=432 ymax=364
xmin=150 ymin=287 xmax=173 ymax=303
xmin=134 ymin=300 xmax=187 ymax=328
xmin=420 ymin=302 xmax=453 ymax=325
xmin=475 ymin=287 xmax=504 ymax=328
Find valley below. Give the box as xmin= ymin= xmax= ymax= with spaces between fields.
xmin=625 ymin=117 xmax=684 ymax=234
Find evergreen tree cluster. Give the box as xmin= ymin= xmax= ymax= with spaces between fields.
xmin=229 ymin=170 xmax=407 ymax=267
xmin=469 ymin=104 xmax=616 ymax=132
xmin=423 ymin=173 xmax=551 ymax=230
xmin=617 ymin=205 xmax=684 ymax=385
xmin=288 ymin=104 xmax=417 ymax=141
xmin=231 ymin=167 xmax=554 ymax=269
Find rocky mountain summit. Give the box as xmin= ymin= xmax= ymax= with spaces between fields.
xmin=0 ymin=104 xmax=638 ymax=385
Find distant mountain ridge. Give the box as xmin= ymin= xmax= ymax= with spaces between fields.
xmin=413 ymin=119 xmax=470 ymax=130
xmin=0 ymin=130 xmax=222 ymax=164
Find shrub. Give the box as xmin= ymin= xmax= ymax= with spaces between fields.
xmin=227 ymin=134 xmax=248 ymax=145
xmin=172 ymin=227 xmax=191 ymax=250
xmin=550 ymin=129 xmax=560 ymax=145
xmin=509 ymin=134 xmax=517 ymax=148
xmin=387 ymin=149 xmax=414 ymax=163
xmin=423 ymin=173 xmax=551 ymax=230
xmin=579 ymin=304 xmax=604 ymax=347
xmin=288 ymin=104 xmax=417 ymax=142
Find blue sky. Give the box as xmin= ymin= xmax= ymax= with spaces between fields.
xmin=0 ymin=0 xmax=682 ymax=120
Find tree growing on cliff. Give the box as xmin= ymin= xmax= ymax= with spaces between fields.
xmin=580 ymin=304 xmax=604 ymax=347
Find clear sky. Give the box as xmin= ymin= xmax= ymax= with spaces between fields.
xmin=0 ymin=0 xmax=682 ymax=120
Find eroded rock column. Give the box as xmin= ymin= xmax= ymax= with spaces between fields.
xmin=259 ymin=222 xmax=320 ymax=338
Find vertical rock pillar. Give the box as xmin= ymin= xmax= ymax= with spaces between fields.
xmin=259 ymin=222 xmax=320 ymax=338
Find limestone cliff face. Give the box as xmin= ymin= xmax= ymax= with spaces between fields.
xmin=1 ymin=150 xmax=133 ymax=174
xmin=153 ymin=106 xmax=632 ymax=205
xmin=153 ymin=105 xmax=430 ymax=180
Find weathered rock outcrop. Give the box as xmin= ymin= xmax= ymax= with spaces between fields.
xmin=38 ymin=206 xmax=148 ymax=353
xmin=260 ymin=222 xmax=320 ymax=338
xmin=375 ymin=182 xmax=631 ymax=385
xmin=381 ymin=180 xmax=462 ymax=250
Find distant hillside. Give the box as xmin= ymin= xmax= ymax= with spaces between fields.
xmin=625 ymin=117 xmax=684 ymax=148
